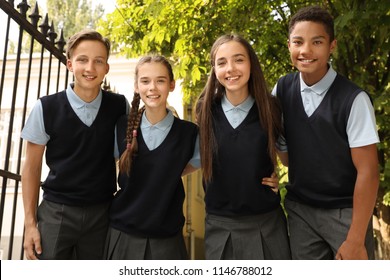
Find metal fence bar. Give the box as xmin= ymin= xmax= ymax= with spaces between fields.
xmin=3 ymin=0 xmax=28 ymax=260
xmin=0 ymin=1 xmax=12 ymax=113
xmin=0 ymin=0 xmax=13 ymax=240
xmin=0 ymin=0 xmax=114 ymax=259
xmin=0 ymin=0 xmax=68 ymax=260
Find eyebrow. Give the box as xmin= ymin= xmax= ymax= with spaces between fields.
xmin=140 ymin=76 xmax=168 ymax=79
xmin=291 ymin=35 xmax=327 ymax=40
xmin=216 ymin=53 xmax=246 ymax=61
xmin=75 ymin=54 xmax=106 ymax=59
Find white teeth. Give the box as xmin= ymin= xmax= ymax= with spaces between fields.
xmin=227 ymin=76 xmax=239 ymax=81
xmin=147 ymin=95 xmax=160 ymax=99
xmin=300 ymin=59 xmax=315 ymax=63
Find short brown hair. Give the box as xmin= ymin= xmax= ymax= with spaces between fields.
xmin=66 ymin=29 xmax=111 ymax=59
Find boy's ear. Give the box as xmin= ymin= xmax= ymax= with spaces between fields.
xmin=66 ymin=59 xmax=73 ymax=72
xmin=330 ymin=39 xmax=337 ymax=54
xmin=105 ymin=63 xmax=110 ymax=74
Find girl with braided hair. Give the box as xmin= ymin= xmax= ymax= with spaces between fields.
xmin=196 ymin=34 xmax=291 ymax=260
xmin=105 ymin=55 xmax=198 ymax=260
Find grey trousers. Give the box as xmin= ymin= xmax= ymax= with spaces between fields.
xmin=285 ymin=198 xmax=375 ymax=260
xmin=37 ymin=199 xmax=110 ymax=260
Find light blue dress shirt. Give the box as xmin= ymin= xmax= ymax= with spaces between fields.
xmin=272 ymin=65 xmax=379 ymax=151
xmin=114 ymin=109 xmax=200 ymax=168
xmin=190 ymin=94 xmax=255 ymax=169
xmin=221 ymin=94 xmax=255 ymax=128
xmin=21 ymin=84 xmax=130 ymax=145
xmin=22 ymin=84 xmax=102 ymax=144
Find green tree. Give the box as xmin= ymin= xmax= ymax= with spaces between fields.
xmin=327 ymin=0 xmax=390 ymax=259
xmin=98 ymin=0 xmax=292 ymax=103
xmin=13 ymin=0 xmax=105 ymax=54
xmin=46 ymin=0 xmax=104 ymax=41
xmin=14 ymin=0 xmax=40 ymax=54
xmin=98 ymin=0 xmax=390 ymax=258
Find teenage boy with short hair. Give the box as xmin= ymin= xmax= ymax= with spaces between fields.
xmin=274 ymin=6 xmax=379 ymax=260
xmin=21 ymin=30 xmax=127 ymax=260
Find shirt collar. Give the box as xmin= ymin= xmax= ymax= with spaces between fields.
xmin=221 ymin=94 xmax=255 ymax=113
xmin=66 ymin=83 xmax=102 ymax=109
xmin=140 ymin=109 xmax=174 ymax=131
xmin=300 ymin=64 xmax=337 ymax=96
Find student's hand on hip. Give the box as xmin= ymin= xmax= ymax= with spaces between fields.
xmin=262 ymin=172 xmax=279 ymax=194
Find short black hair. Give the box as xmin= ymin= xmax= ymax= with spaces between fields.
xmin=289 ymin=6 xmax=335 ymax=42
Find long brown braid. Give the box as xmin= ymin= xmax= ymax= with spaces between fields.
xmin=118 ymin=55 xmax=174 ymax=175
xmin=119 ymin=92 xmax=141 ymax=175
xmin=196 ymin=34 xmax=284 ymax=183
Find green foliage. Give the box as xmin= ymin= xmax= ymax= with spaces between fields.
xmin=98 ymin=0 xmax=390 ymax=205
xmin=13 ymin=0 xmax=41 ymax=54
xmin=328 ymin=0 xmax=390 ymax=206
xmin=98 ymin=0 xmax=294 ymax=103
xmin=12 ymin=0 xmax=105 ymax=54
xmin=46 ymin=0 xmax=104 ymax=40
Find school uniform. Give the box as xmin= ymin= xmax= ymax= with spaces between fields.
xmin=275 ymin=65 xmax=379 ymax=259
xmin=21 ymin=84 xmax=127 ymax=259
xmin=105 ymin=110 xmax=198 ymax=260
xmin=203 ymin=95 xmax=291 ymax=260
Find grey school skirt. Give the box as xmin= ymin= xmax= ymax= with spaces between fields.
xmin=205 ymin=207 xmax=291 ymax=260
xmin=105 ymin=227 xmax=188 ymax=260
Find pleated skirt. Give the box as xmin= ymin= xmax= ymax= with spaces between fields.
xmin=105 ymin=227 xmax=188 ymax=260
xmin=205 ymin=207 xmax=291 ymax=260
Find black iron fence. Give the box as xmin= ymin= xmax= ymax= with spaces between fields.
xmin=0 ymin=0 xmax=70 ymax=260
xmin=0 ymin=0 xmax=115 ymax=260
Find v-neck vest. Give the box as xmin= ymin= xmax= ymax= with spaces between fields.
xmin=111 ymin=115 xmax=198 ymax=237
xmin=41 ymin=90 xmax=127 ymax=206
xmin=277 ymin=73 xmax=361 ymax=208
xmin=204 ymin=101 xmax=280 ymax=217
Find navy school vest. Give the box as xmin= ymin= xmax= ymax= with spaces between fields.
xmin=110 ymin=115 xmax=198 ymax=237
xmin=41 ymin=90 xmax=127 ymax=206
xmin=277 ymin=73 xmax=361 ymax=208
xmin=204 ymin=100 xmax=281 ymax=216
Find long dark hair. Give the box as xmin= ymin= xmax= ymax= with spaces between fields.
xmin=196 ymin=34 xmax=283 ymax=182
